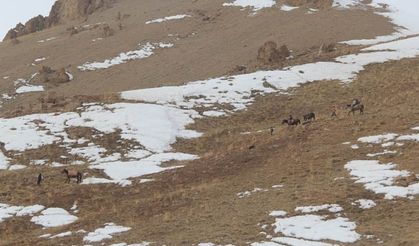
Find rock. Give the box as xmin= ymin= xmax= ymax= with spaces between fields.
xmin=257 ymin=41 xmax=290 ymax=65
xmin=395 ymin=174 xmax=418 ymax=187
xmin=3 ymin=23 xmax=25 ymax=40
xmin=3 ymin=0 xmax=113 ymax=41
xmin=48 ymin=0 xmax=113 ymax=26
xmin=278 ymin=44 xmax=291 ymax=58
xmin=3 ymin=15 xmax=46 ymax=40
xmin=24 ymin=15 xmax=47 ymax=33
xmin=37 ymin=66 xmax=71 ymax=84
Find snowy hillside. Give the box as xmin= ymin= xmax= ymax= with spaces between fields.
xmin=0 ymin=0 xmax=419 ymax=245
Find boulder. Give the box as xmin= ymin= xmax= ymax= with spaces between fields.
xmin=24 ymin=15 xmax=47 ymax=33
xmin=38 ymin=66 xmax=71 ymax=84
xmin=395 ymin=174 xmax=418 ymax=187
xmin=257 ymin=41 xmax=290 ymax=65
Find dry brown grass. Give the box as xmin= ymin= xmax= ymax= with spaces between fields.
xmin=0 ymin=0 xmax=394 ymax=118
xmin=1 ymin=57 xmax=419 ymax=245
xmin=1 ymin=0 xmax=417 ymax=244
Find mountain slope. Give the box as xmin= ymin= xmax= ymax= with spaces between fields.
xmin=0 ymin=0 xmax=419 ymax=245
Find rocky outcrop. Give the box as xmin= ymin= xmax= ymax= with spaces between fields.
xmin=3 ymin=15 xmax=46 ymax=41
xmin=48 ymin=0 xmax=113 ymax=26
xmin=395 ymin=174 xmax=419 ymax=187
xmin=37 ymin=66 xmax=71 ymax=84
xmin=3 ymin=0 xmax=113 ymax=41
xmin=257 ymin=41 xmax=291 ymax=65
xmin=3 ymin=24 xmax=25 ymax=40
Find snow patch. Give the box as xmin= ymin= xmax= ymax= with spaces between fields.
xmin=65 ymin=72 xmax=74 ymax=81
xmin=269 ymin=210 xmax=287 ymax=217
xmin=280 ymin=5 xmax=299 ymax=11
xmin=0 ymin=152 xmax=11 ymax=170
xmin=273 ymin=214 xmax=361 ymax=243
xmin=295 ymin=204 xmax=343 ymax=213
xmin=30 ymin=208 xmax=78 ymax=228
xmin=15 ymin=84 xmax=44 ymax=94
xmin=121 ymin=35 xmax=419 ymax=114
xmin=90 ymin=152 xmax=198 ymax=184
xmin=78 ymin=42 xmax=173 ymax=71
xmin=34 ymin=57 xmax=46 ymax=63
xmin=352 ymin=199 xmax=376 ymax=209
xmin=83 ymin=223 xmax=131 ymax=243
xmin=145 ymin=14 xmax=190 ymax=24
xmin=237 ymin=188 xmax=268 ymax=198
xmin=345 ymin=160 xmax=419 ymax=199
xmin=339 ymin=0 xmax=419 ymax=45
xmin=223 ymin=0 xmax=276 ymax=12
xmin=0 ymin=203 xmax=45 ymax=223
xmin=357 ymin=134 xmax=398 ymax=144
xmin=366 ymin=150 xmax=397 ymax=157
xmin=49 ymin=231 xmax=73 ymax=238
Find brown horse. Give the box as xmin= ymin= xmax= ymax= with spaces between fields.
xmin=62 ymin=169 xmax=83 ymax=184
xmin=347 ymin=104 xmax=364 ymax=115
xmin=282 ymin=118 xmax=301 ymax=126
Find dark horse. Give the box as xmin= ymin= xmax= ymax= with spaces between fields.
xmin=303 ymin=112 xmax=316 ymax=122
xmin=282 ymin=118 xmax=301 ymax=126
xmin=347 ymin=104 xmax=364 ymax=115
xmin=62 ymin=169 xmax=83 ymax=184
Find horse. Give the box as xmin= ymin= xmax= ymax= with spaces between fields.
xmin=347 ymin=104 xmax=364 ymax=115
xmin=291 ymin=119 xmax=301 ymax=126
xmin=303 ymin=112 xmax=316 ymax=122
xmin=282 ymin=118 xmax=301 ymax=126
xmin=62 ymin=169 xmax=83 ymax=184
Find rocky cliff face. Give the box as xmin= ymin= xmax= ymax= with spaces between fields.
xmin=3 ymin=0 xmax=112 ymax=41
xmin=48 ymin=0 xmax=112 ymax=26
xmin=3 ymin=15 xmax=47 ymax=40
